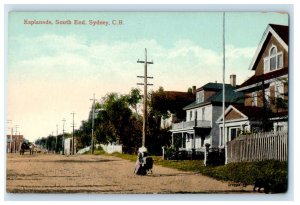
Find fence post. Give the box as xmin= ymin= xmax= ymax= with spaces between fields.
xmin=204 ymin=143 xmax=210 ymax=166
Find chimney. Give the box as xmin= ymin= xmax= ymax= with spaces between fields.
xmin=192 ymin=86 xmax=196 ymax=94
xmin=230 ymin=74 xmax=236 ymax=87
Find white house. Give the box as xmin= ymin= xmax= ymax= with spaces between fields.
xmin=169 ymin=76 xmax=244 ymax=156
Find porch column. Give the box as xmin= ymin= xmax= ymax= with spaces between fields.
xmin=192 ymin=130 xmax=196 ymax=159
xmin=219 ymin=127 xmax=222 ymax=147
xmin=171 ymin=133 xmax=174 ymax=145
xmin=182 ymin=132 xmax=184 ymax=148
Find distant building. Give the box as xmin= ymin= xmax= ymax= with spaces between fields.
xmin=64 ymin=138 xmax=77 ymax=155
xmin=159 ymin=90 xmax=195 ymax=129
xmin=7 ymin=135 xmax=24 ymax=153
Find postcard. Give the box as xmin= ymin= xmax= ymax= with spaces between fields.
xmin=6 ymin=11 xmax=289 ymax=195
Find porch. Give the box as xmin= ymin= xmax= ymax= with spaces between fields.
xmin=169 ymin=120 xmax=212 ymax=159
xmin=171 ymin=120 xmax=211 ymax=130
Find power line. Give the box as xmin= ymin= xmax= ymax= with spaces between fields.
xmin=137 ymin=48 xmax=154 ymax=148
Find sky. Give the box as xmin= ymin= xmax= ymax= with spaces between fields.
xmin=6 ymin=12 xmax=288 ymax=142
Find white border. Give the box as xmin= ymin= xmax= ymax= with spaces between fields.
xmin=1 ymin=2 xmax=296 ymax=204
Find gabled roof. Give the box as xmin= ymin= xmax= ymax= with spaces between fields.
xmin=217 ymin=104 xmax=287 ymax=123
xmin=249 ymin=24 xmax=288 ymax=71
xmin=184 ymin=83 xmax=244 ymax=110
xmin=270 ymin=24 xmax=289 ymax=45
xmin=216 ymin=105 xmax=267 ymax=123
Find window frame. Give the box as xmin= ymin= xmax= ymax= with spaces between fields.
xmin=263 ymin=45 xmax=284 ymax=73
xmin=196 ymin=90 xmax=204 ymax=103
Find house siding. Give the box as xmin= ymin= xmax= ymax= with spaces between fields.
xmin=225 ymin=109 xmax=244 ymax=121
xmin=204 ymin=90 xmax=217 ymax=101
xmin=211 ymin=106 xmax=222 ymax=147
xmin=255 ymin=35 xmax=288 ymax=76
xmin=244 ymin=93 xmax=253 ymax=106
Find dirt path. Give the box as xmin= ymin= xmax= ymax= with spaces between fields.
xmin=6 ymin=153 xmax=253 ymax=194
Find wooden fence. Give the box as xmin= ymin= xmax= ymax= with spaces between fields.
xmin=227 ymin=131 xmax=288 ymax=163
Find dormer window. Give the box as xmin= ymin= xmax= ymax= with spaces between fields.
xmin=196 ymin=90 xmax=204 ymax=103
xmin=264 ymin=45 xmax=284 ymax=73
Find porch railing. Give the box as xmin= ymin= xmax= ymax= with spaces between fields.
xmin=172 ymin=120 xmax=211 ymax=130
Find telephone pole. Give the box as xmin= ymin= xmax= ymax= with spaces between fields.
xmin=56 ymin=124 xmax=58 ymax=153
xmin=90 ymin=94 xmax=96 ymax=154
xmin=14 ymin=125 xmax=19 ymax=135
xmin=71 ymin=112 xmax=76 ymax=155
xmin=11 ymin=127 xmax=14 ymax=153
xmin=14 ymin=125 xmax=19 ymax=153
xmin=62 ymin=118 xmax=66 ymax=155
xmin=137 ymin=48 xmax=153 ymax=147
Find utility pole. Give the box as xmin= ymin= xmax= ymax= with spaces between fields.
xmin=137 ymin=48 xmax=153 ymax=147
xmin=90 ymin=94 xmax=95 ymax=154
xmin=14 ymin=125 xmax=19 ymax=135
xmin=71 ymin=112 xmax=76 ymax=155
xmin=56 ymin=124 xmax=58 ymax=154
xmin=10 ymin=127 xmax=13 ymax=153
xmin=222 ymin=12 xmax=227 ymax=164
xmin=62 ymin=118 xmax=66 ymax=155
xmin=14 ymin=125 xmax=19 ymax=153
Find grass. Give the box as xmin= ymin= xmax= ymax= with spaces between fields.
xmin=102 ymin=152 xmax=288 ymax=189
xmin=84 ymin=150 xmax=288 ymax=191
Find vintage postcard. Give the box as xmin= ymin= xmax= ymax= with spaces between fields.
xmin=6 ymin=11 xmax=289 ymax=195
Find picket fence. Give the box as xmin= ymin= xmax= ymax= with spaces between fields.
xmin=227 ymin=131 xmax=288 ymax=163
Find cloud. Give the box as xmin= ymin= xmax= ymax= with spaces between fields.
xmin=7 ymin=34 xmax=256 ymax=140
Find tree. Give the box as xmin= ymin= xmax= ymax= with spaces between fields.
xmin=125 ymin=88 xmax=142 ymax=115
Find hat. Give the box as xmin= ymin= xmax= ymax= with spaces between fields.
xmin=138 ymin=146 xmax=147 ymax=153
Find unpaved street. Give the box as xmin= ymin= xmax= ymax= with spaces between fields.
xmin=6 ymin=153 xmax=253 ymax=194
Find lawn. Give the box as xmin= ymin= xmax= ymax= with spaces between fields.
xmin=104 ymin=152 xmax=288 ymax=192
xmin=83 ymin=147 xmax=287 ymax=193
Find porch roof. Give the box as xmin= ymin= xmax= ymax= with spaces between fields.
xmin=217 ymin=105 xmax=288 ymax=123
xmin=236 ymin=67 xmax=288 ymax=91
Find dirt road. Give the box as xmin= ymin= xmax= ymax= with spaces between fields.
xmin=6 ymin=153 xmax=253 ymax=194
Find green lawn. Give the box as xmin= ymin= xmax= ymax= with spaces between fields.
xmin=101 ymin=152 xmax=288 ymax=192
xmin=82 ymin=147 xmax=287 ymax=192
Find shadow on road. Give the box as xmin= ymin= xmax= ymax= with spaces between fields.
xmin=148 ymin=172 xmax=200 ymax=177
xmin=54 ymin=159 xmax=118 ymax=163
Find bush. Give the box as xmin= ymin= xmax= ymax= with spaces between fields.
xmin=165 ymin=146 xmax=176 ymax=160
xmin=212 ymin=160 xmax=288 ymax=193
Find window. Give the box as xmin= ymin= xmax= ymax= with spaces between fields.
xmin=264 ymin=87 xmax=270 ymax=104
xmin=196 ymin=91 xmax=204 ymax=103
xmin=231 ymin=128 xmax=237 ymax=141
xmin=275 ymin=81 xmax=284 ymax=99
xmin=264 ymin=45 xmax=284 ymax=73
xmin=230 ymin=128 xmax=241 ymax=141
xmin=190 ymin=110 xmax=193 ymax=121
xmin=201 ymin=136 xmax=205 ymax=147
xmin=202 ymin=107 xmax=205 ymax=120
xmin=276 ymin=125 xmax=284 ymax=132
xmin=252 ymin=92 xmax=257 ymax=106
